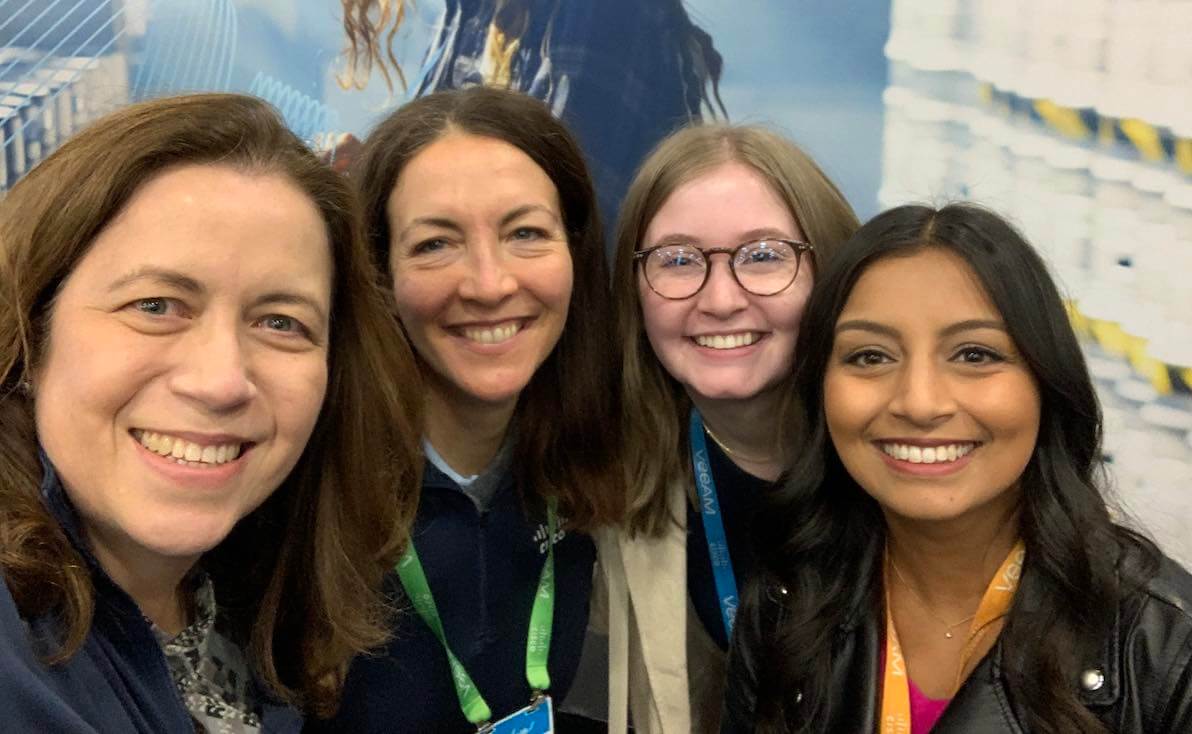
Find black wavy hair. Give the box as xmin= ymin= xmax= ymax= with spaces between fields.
xmin=749 ymin=203 xmax=1158 ymax=733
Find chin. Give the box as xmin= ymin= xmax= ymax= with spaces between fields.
xmin=135 ymin=513 xmax=240 ymax=559
xmin=688 ymin=381 xmax=774 ymax=403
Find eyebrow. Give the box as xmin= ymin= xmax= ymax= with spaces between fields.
xmin=396 ymin=204 xmax=561 ymax=241
xmin=834 ymin=318 xmax=1007 ymax=339
xmin=253 ymin=292 xmax=330 ymax=324
xmin=108 ymin=268 xmax=328 ymax=324
xmin=650 ymin=227 xmax=798 ymax=247
xmin=108 ymin=267 xmax=204 ymax=295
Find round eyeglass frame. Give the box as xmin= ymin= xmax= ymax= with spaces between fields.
xmin=632 ymin=238 xmax=814 ymax=300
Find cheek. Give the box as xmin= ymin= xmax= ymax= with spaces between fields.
xmin=391 ymin=274 xmax=445 ymax=338
xmin=981 ymin=375 xmax=1043 ymax=444
xmin=256 ymin=354 xmax=328 ymax=476
xmin=35 ymin=316 xmax=158 ymax=434
xmin=823 ymin=372 xmax=872 ymax=445
xmin=765 ymin=278 xmax=813 ymax=336
xmin=638 ymin=297 xmax=691 ymax=372
xmin=541 ymin=255 xmax=574 ymax=316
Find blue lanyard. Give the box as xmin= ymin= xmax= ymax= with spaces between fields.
xmin=689 ymin=409 xmax=740 ymax=639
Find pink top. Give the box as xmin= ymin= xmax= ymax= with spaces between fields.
xmin=878 ymin=642 xmax=953 ymax=732
xmin=907 ymin=675 xmax=951 ymax=732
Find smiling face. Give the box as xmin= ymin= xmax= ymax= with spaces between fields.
xmin=34 ymin=164 xmax=332 ymax=576
xmin=823 ymin=247 xmax=1041 ymax=526
xmin=387 ymin=132 xmax=573 ymax=410
xmin=638 ymin=162 xmax=812 ymax=404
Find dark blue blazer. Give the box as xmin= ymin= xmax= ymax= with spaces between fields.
xmin=312 ymin=460 xmax=596 ymax=733
xmin=0 ymin=460 xmax=302 ymax=733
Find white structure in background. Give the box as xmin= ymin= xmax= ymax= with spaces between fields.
xmin=1 ymin=0 xmax=134 ymax=192
xmin=882 ymin=0 xmax=1192 ymax=566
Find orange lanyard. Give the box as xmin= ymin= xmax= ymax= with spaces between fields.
xmin=879 ymin=540 xmax=1026 ymax=734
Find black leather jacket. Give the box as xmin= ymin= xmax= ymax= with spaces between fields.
xmin=723 ymin=549 xmax=1192 ymax=733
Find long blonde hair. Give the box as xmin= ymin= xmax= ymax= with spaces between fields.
xmin=612 ymin=124 xmax=859 ymax=537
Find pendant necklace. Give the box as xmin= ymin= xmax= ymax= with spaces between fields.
xmin=889 ymin=556 xmax=976 ymax=640
xmin=702 ymin=422 xmax=775 ymax=465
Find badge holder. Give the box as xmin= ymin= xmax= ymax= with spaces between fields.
xmin=482 ymin=692 xmax=553 ymax=734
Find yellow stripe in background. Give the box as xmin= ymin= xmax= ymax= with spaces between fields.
xmin=1176 ymin=138 xmax=1192 ymax=175
xmin=1091 ymin=319 xmax=1130 ymax=357
xmin=1066 ymin=301 xmax=1092 ymax=338
xmin=1125 ymin=334 xmax=1173 ymax=394
xmin=1035 ymin=99 xmax=1091 ymax=140
xmin=1120 ymin=118 xmax=1165 ymax=162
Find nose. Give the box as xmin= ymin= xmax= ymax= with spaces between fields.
xmin=457 ymin=240 xmax=518 ymax=305
xmin=887 ymin=355 xmax=957 ymax=427
xmin=168 ymin=317 xmax=257 ymax=412
xmin=695 ymin=254 xmax=749 ymax=317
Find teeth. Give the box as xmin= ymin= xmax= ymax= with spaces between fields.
xmin=694 ymin=332 xmax=760 ymax=350
xmin=463 ymin=322 xmax=520 ymax=344
xmin=880 ymin=442 xmax=976 ymax=465
xmin=133 ymin=430 xmax=244 ymax=467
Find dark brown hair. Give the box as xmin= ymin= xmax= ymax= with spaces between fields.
xmin=352 ymin=84 xmax=622 ymax=530
xmin=0 ymin=93 xmax=422 ymax=716
xmin=611 ymin=124 xmax=859 ymax=536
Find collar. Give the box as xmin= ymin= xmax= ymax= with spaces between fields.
xmin=38 ymin=451 xmax=97 ymax=567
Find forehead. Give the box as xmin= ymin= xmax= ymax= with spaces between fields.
xmin=66 ymin=164 xmax=332 ymax=298
xmin=387 ymin=132 xmax=560 ymax=220
xmin=840 ymin=248 xmax=1000 ymax=323
xmin=644 ymin=161 xmax=799 ymax=243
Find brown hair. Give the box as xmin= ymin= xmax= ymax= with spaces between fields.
xmin=352 ymin=84 xmax=622 ymax=530
xmin=0 ymin=93 xmax=421 ymax=716
xmin=612 ymin=124 xmax=860 ymax=537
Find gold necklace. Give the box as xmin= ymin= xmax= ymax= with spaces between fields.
xmin=702 ymin=422 xmax=774 ymax=464
xmin=888 ymin=556 xmax=977 ymax=640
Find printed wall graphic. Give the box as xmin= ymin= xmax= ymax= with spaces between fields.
xmin=2 ymin=0 xmax=1189 ymax=563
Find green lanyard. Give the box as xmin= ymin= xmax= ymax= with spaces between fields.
xmin=396 ymin=500 xmax=557 ymax=727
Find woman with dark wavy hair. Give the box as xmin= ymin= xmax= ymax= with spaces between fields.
xmin=0 ymin=94 xmax=421 ymax=731
xmin=723 ymin=203 xmax=1192 ymax=733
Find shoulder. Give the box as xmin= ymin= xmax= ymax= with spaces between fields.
xmin=1121 ymin=550 xmax=1192 ymax=632
xmin=1114 ymin=552 xmax=1192 ymax=729
xmin=0 ymin=575 xmax=43 ymax=663
xmin=1140 ymin=555 xmax=1192 ymax=618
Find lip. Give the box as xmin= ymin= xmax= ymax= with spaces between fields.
xmin=877 ymin=437 xmax=977 ymax=448
xmin=446 ymin=316 xmax=535 ymax=355
xmin=130 ymin=432 xmax=251 ymax=488
xmin=447 ymin=316 xmax=532 ymax=330
xmin=688 ymin=331 xmax=769 ymax=355
xmin=134 ymin=428 xmax=254 ymax=445
xmin=873 ymin=440 xmax=978 ymax=477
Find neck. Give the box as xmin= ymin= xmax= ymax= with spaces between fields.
xmin=884 ymin=494 xmax=1021 ymax=610
xmin=84 ymin=526 xmax=195 ymax=635
xmin=424 ymin=384 xmax=516 ymax=477
xmin=689 ymin=388 xmax=788 ymax=481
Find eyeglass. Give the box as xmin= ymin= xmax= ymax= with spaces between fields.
xmin=633 ymin=239 xmax=814 ymax=300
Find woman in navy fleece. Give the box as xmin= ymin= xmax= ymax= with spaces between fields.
xmin=0 ymin=93 xmax=421 ymax=732
xmin=315 ymin=86 xmax=622 ymax=732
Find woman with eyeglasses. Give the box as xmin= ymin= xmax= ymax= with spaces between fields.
xmin=597 ymin=124 xmax=859 ymax=733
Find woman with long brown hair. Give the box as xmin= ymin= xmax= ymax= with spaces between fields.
xmin=0 ymin=93 xmax=420 ymax=731
xmin=313 ymin=84 xmax=622 ymax=733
